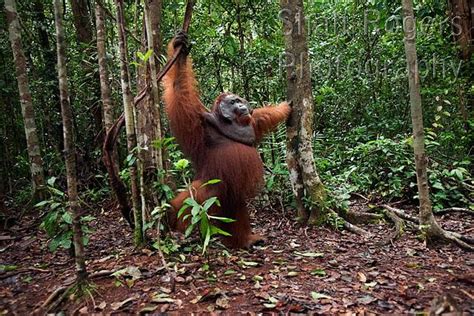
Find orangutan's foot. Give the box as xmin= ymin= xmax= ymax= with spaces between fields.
xmin=247 ymin=233 xmax=265 ymax=247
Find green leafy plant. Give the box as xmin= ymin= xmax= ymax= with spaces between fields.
xmin=37 ymin=177 xmax=95 ymax=252
xmin=177 ymin=179 xmax=235 ymax=254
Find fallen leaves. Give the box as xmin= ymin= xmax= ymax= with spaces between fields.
xmin=110 ymin=294 xmax=139 ymax=311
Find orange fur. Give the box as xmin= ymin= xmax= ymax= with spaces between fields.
xmin=162 ymin=37 xmax=291 ymax=248
xmin=252 ymin=102 xmax=292 ymax=142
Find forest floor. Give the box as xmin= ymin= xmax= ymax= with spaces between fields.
xmin=1 ymin=199 xmax=473 ymax=315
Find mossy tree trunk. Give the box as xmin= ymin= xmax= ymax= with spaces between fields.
xmin=280 ymin=0 xmax=327 ymax=225
xmin=144 ymin=0 xmax=164 ymax=171
xmin=402 ymin=0 xmax=446 ymax=242
xmin=5 ymin=0 xmax=45 ymax=200
xmin=116 ymin=0 xmax=143 ymax=246
xmin=53 ymin=0 xmax=87 ymax=283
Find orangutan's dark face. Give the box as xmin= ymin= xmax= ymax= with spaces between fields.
xmin=218 ymin=94 xmax=252 ymax=123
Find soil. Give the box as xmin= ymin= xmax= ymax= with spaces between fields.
xmin=1 ymin=200 xmax=473 ymax=315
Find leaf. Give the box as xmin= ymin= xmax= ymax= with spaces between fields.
xmin=48 ymin=238 xmax=60 ymax=252
xmin=357 ymin=295 xmax=377 ymax=305
xmin=287 ymin=271 xmax=299 ymax=277
xmin=142 ymin=49 xmax=153 ymax=62
xmin=239 ymin=260 xmax=259 ymax=268
xmin=35 ymin=200 xmax=52 ymax=208
xmin=111 ymin=294 xmax=139 ymax=310
xmin=50 ymin=187 xmax=65 ymax=196
xmin=432 ymin=182 xmax=444 ymax=190
xmin=112 ymin=266 xmax=142 ymax=281
xmin=184 ymin=223 xmax=195 ymax=237
xmin=202 ymin=197 xmax=219 ymax=211
xmin=311 ymin=292 xmax=332 ymax=301
xmin=263 ymin=303 xmax=276 ymax=308
xmin=252 ymin=275 xmax=264 ymax=281
xmin=200 ymin=179 xmax=221 ymax=187
xmin=210 ymin=225 xmax=231 ymax=237
xmin=0 ymin=265 xmax=18 ymax=272
xmin=311 ymin=269 xmax=326 ymax=277
xmin=59 ymin=237 xmax=72 ymax=249
xmin=294 ymin=251 xmax=324 ymax=258
xmin=200 ymin=214 xmax=210 ymax=239
xmin=47 ymin=177 xmax=57 ymax=186
xmin=201 ymin=226 xmax=211 ymax=254
xmin=174 ymin=159 xmax=189 ymax=170
xmin=136 ymin=51 xmax=145 ymax=60
xmin=357 ymin=272 xmax=367 ymax=282
xmin=224 ymin=269 xmax=237 ymax=275
xmin=62 ymin=211 xmax=73 ymax=224
xmin=191 ymin=214 xmax=201 ymax=225
xmin=80 ymin=215 xmax=96 ymax=222
xmin=191 ymin=205 xmax=201 ymax=217
xmin=209 ymin=216 xmax=236 ymax=223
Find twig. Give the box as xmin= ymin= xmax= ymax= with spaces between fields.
xmin=351 ymin=192 xmax=370 ymax=202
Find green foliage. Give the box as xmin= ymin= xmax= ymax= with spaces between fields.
xmin=152 ymin=236 xmax=181 ymax=255
xmin=313 ymin=128 xmax=473 ymax=211
xmin=2 ymin=0 xmax=472 ymax=223
xmin=177 ymin=179 xmax=235 ymax=254
xmin=37 ymin=177 xmax=95 ymax=252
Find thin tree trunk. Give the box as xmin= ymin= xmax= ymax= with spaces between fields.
xmin=116 ymin=0 xmax=143 ymax=246
xmin=70 ymin=0 xmax=102 ymax=141
xmin=144 ymin=0 xmax=164 ymax=170
xmin=236 ymin=3 xmax=250 ymax=100
xmin=5 ymin=0 xmax=45 ymax=199
xmin=32 ymin=0 xmax=63 ymax=152
xmin=449 ymin=0 xmax=473 ymax=59
xmin=96 ymin=2 xmax=122 ymax=206
xmin=401 ymin=0 xmax=445 ymax=241
xmin=280 ymin=0 xmax=327 ymax=225
xmin=95 ymin=3 xmax=115 ymax=133
xmin=135 ymin=23 xmax=152 ymax=238
xmin=70 ymin=0 xmax=93 ymax=45
xmin=53 ymin=0 xmax=87 ymax=282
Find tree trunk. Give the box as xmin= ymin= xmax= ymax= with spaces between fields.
xmin=69 ymin=0 xmax=93 ymax=45
xmin=95 ymin=4 xmax=116 ymax=136
xmin=236 ymin=3 xmax=250 ymax=100
xmin=53 ymin=0 xmax=87 ymax=283
xmin=401 ymin=0 xmax=445 ymax=241
xmin=95 ymin=2 xmax=122 ymax=199
xmin=449 ymin=0 xmax=473 ymax=60
xmin=116 ymin=0 xmax=143 ymax=246
xmin=32 ymin=0 xmax=63 ymax=152
xmin=280 ymin=0 xmax=327 ymax=225
xmin=5 ymin=0 xmax=45 ymax=199
xmin=144 ymin=0 xmax=164 ymax=171
xmin=69 ymin=0 xmax=102 ymax=142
